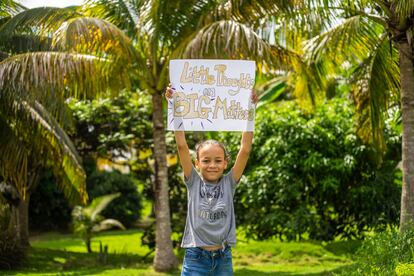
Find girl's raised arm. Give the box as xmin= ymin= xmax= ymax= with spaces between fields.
xmin=166 ymin=85 xmax=193 ymax=178
xmin=232 ymin=131 xmax=253 ymax=182
xmin=175 ymin=131 xmax=193 ymax=179
xmin=232 ymin=90 xmax=257 ymax=182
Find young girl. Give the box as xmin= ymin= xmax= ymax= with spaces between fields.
xmin=165 ymin=86 xmax=256 ymax=276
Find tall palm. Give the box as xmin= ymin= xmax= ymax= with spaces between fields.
xmin=0 ymin=6 xmax=131 ymax=245
xmin=305 ymin=0 xmax=413 ymax=230
xmin=1 ymin=1 xmax=302 ymax=270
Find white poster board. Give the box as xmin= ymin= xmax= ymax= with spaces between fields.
xmin=167 ymin=59 xmax=256 ymax=132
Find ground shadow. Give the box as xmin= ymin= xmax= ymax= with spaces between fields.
xmin=322 ymin=239 xmax=362 ymax=256
xmin=3 ymin=247 xmax=154 ymax=275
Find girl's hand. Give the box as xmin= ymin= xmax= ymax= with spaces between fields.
xmin=165 ymin=84 xmax=173 ymax=99
xmin=251 ymin=89 xmax=258 ymax=105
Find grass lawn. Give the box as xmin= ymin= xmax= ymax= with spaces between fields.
xmin=4 ymin=229 xmax=359 ymax=275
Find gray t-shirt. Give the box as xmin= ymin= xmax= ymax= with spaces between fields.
xmin=181 ymin=167 xmax=238 ymax=248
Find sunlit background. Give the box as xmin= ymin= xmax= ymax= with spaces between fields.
xmin=19 ymin=0 xmax=84 ymax=8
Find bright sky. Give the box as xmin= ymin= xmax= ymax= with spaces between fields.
xmin=20 ymin=0 xmax=84 ymax=8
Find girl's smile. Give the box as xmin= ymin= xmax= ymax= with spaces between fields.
xmin=195 ymin=144 xmax=228 ymax=183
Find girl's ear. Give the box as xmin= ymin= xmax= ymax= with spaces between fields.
xmin=195 ymin=159 xmax=200 ymax=169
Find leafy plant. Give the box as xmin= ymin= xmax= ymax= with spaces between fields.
xmin=29 ymin=170 xmax=72 ymax=231
xmin=86 ymin=170 xmax=143 ymax=228
xmin=218 ymin=98 xmax=401 ymax=241
xmin=345 ymin=227 xmax=414 ymax=275
xmin=72 ymin=193 xmax=126 ymax=253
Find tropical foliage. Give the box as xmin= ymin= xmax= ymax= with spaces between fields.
xmin=0 ymin=2 xmax=132 ymax=246
xmin=233 ymin=99 xmax=401 ymax=240
xmin=302 ymin=0 xmax=414 ymax=229
xmin=72 ymin=193 xmax=126 ymax=253
xmin=347 ymin=226 xmax=414 ymax=275
xmin=86 ymin=170 xmax=143 ymax=228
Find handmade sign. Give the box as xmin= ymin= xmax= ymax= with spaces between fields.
xmin=167 ymin=59 xmax=256 ymax=131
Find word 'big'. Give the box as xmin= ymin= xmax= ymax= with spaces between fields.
xmin=173 ymin=92 xmax=254 ymax=121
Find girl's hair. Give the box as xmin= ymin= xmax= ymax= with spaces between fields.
xmin=195 ymin=140 xmax=229 ymax=161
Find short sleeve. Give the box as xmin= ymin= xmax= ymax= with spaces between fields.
xmin=184 ymin=167 xmax=199 ymax=188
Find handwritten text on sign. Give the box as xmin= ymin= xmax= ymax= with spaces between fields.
xmin=168 ymin=59 xmax=256 ymax=131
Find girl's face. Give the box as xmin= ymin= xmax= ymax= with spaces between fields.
xmin=195 ymin=144 xmax=228 ymax=183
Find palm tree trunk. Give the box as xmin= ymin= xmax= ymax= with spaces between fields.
xmin=399 ymin=41 xmax=414 ymax=231
xmin=9 ymin=194 xmax=30 ymax=247
xmin=151 ymin=92 xmax=178 ymax=271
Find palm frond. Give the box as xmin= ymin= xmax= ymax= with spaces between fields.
xmin=52 ymin=17 xmax=138 ymax=65
xmin=289 ymin=58 xmax=331 ymax=109
xmin=0 ymin=97 xmax=87 ymax=203
xmin=256 ymin=77 xmax=287 ymax=110
xmin=0 ymin=6 xmax=81 ymax=54
xmin=0 ymin=0 xmax=25 ymax=18
xmin=392 ymin=0 xmax=414 ymax=20
xmin=86 ymin=193 xmax=121 ymax=221
xmin=229 ymin=0 xmax=293 ymax=23
xmin=92 ymin=218 xmax=126 ymax=232
xmin=83 ymin=0 xmax=141 ymax=38
xmin=305 ymin=15 xmax=384 ymax=64
xmin=352 ymin=34 xmax=400 ymax=159
xmin=0 ymin=6 xmax=81 ymax=38
xmin=1 ymin=34 xmax=53 ymax=54
xmin=0 ymin=52 xmax=130 ymax=102
xmin=181 ymin=20 xmax=294 ymax=69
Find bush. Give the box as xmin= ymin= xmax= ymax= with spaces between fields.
xmin=347 ymin=227 xmax=414 ymax=275
xmin=216 ymin=98 xmax=401 ymax=240
xmin=29 ymin=170 xmax=72 ymax=231
xmin=0 ymin=231 xmax=26 ymax=269
xmin=87 ymin=170 xmax=142 ymax=228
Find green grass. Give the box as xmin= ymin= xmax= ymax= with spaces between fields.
xmin=4 ymin=230 xmax=359 ymax=275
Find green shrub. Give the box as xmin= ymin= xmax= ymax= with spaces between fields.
xmin=396 ymin=264 xmax=414 ymax=276
xmin=348 ymin=227 xmax=414 ymax=275
xmin=217 ymin=98 xmax=401 ymax=240
xmin=29 ymin=170 xmax=72 ymax=231
xmin=0 ymin=231 xmax=26 ymax=269
xmin=87 ymin=170 xmax=143 ymax=228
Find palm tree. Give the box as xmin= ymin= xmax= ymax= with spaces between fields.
xmin=0 ymin=6 xmax=131 ymax=245
xmin=304 ymin=0 xmax=414 ymax=230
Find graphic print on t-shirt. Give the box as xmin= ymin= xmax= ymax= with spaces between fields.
xmin=198 ymin=182 xmax=227 ymax=223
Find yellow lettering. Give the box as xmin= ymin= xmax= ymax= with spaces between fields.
xmin=198 ymin=96 xmax=211 ymax=119
xmin=180 ymin=62 xmax=192 ymax=83
xmin=213 ymin=96 xmax=228 ymax=119
xmin=184 ymin=93 xmax=200 ymax=119
xmin=214 ymin=64 xmax=227 ymax=86
xmin=173 ymin=92 xmax=190 ymax=116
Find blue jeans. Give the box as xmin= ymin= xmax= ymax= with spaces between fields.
xmin=181 ymin=246 xmax=233 ymax=276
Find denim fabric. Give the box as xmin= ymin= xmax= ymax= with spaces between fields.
xmin=181 ymin=246 xmax=233 ymax=276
